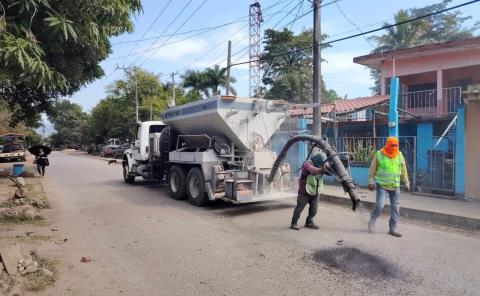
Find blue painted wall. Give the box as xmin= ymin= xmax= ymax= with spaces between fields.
xmin=417 ymin=123 xmax=434 ymax=172
xmin=455 ymin=106 xmax=465 ymax=196
xmin=324 ymin=166 xmax=370 ymax=187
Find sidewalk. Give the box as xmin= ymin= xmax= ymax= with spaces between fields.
xmin=321 ymin=185 xmax=480 ymax=231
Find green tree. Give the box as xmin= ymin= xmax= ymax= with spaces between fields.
xmin=47 ymin=100 xmax=88 ymax=147
xmin=369 ymin=0 xmax=479 ymax=93
xmin=202 ymin=65 xmax=236 ymax=96
xmin=261 ymin=28 xmax=339 ymax=103
xmin=181 ymin=69 xmax=208 ymax=100
xmin=87 ymin=68 xmax=171 ymax=144
xmin=0 ymin=0 xmax=142 ymax=124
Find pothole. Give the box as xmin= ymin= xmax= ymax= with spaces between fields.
xmin=312 ymin=247 xmax=401 ymax=279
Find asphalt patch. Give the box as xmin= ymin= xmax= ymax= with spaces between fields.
xmin=312 ymin=247 xmax=401 ymax=279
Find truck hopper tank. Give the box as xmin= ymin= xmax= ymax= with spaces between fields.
xmin=161 ymin=97 xmax=288 ymax=152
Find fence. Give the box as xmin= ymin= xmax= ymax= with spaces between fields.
xmin=269 ymin=133 xmax=457 ymax=196
xmin=399 ymin=87 xmax=462 ymax=116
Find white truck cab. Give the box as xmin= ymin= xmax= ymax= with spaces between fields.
xmin=123 ymin=121 xmax=165 ymax=182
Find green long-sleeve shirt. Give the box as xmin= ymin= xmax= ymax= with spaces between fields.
xmin=368 ymin=152 xmax=409 ymax=191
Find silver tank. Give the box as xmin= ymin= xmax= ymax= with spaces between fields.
xmin=161 ymin=96 xmax=288 ymax=152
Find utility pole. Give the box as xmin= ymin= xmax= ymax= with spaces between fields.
xmin=312 ymin=0 xmax=322 ymax=137
xmin=150 ymin=104 xmax=153 ymax=121
xmin=226 ymin=40 xmax=232 ymax=96
xmin=169 ymin=72 xmax=178 ymax=107
xmin=41 ymin=119 xmax=45 ymax=144
xmin=117 ymin=65 xmax=139 ymax=123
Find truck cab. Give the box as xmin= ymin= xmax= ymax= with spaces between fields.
xmin=122 ymin=121 xmax=166 ymax=183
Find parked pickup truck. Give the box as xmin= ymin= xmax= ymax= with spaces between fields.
xmin=0 ymin=143 xmax=26 ymax=162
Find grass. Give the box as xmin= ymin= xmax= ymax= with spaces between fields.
xmin=15 ymin=234 xmax=52 ymax=245
xmin=23 ymin=251 xmax=59 ymax=291
xmin=0 ymin=214 xmax=47 ymax=225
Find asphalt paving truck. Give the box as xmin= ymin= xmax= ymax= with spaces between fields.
xmin=122 ymin=96 xmax=360 ymax=209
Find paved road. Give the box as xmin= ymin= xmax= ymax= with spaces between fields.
xmin=37 ymin=152 xmax=480 ymax=296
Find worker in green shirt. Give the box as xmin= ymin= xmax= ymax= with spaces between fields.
xmin=368 ymin=137 xmax=410 ymax=237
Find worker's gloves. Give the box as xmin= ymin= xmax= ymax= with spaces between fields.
xmin=368 ymin=184 xmax=375 ymax=191
xmin=323 ymin=161 xmax=331 ymax=171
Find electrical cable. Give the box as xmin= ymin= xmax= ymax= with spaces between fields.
xmin=129 ymin=0 xmax=195 ymax=66
xmin=334 ymin=1 xmax=375 ymax=48
xmin=226 ymin=0 xmax=480 ymax=69
xmin=138 ymin=0 xmax=209 ymax=67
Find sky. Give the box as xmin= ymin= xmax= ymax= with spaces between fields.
xmin=65 ymin=0 xmax=480 ymax=111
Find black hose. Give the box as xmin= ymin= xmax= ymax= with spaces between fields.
xmin=268 ymin=135 xmax=360 ymax=211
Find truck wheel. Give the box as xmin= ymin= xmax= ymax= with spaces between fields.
xmin=186 ymin=167 xmax=208 ymax=206
xmin=168 ymin=166 xmax=187 ymax=200
xmin=123 ymin=161 xmax=135 ymax=184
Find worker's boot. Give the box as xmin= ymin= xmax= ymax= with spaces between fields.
xmin=388 ymin=230 xmax=402 ymax=237
xmin=304 ymin=222 xmax=319 ymax=229
xmin=290 ymin=224 xmax=300 ymax=230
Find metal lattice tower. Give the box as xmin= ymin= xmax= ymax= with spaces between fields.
xmin=249 ymin=2 xmax=263 ymax=98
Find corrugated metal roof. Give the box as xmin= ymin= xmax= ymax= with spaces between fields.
xmin=288 ymin=95 xmax=388 ymax=116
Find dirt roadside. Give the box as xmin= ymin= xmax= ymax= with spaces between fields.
xmin=0 ymin=157 xmax=60 ymax=295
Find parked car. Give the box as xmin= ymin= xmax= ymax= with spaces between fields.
xmin=100 ymin=146 xmax=115 ymax=158
xmin=113 ymin=143 xmax=130 ymax=159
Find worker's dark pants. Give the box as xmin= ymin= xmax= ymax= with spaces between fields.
xmin=291 ymin=192 xmax=318 ymax=225
xmin=37 ymin=164 xmax=45 ymax=176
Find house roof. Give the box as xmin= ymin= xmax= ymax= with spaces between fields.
xmin=288 ymin=95 xmax=389 ymax=117
xmin=353 ymin=37 xmax=480 ymax=69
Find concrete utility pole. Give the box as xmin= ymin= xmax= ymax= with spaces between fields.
xmin=226 ymin=40 xmax=232 ymax=96
xmin=150 ymin=104 xmax=153 ymax=121
xmin=169 ymin=72 xmax=178 ymax=107
xmin=312 ymin=0 xmax=322 ymax=136
xmin=117 ymin=65 xmax=139 ymax=123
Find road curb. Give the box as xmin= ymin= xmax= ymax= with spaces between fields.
xmin=320 ymin=194 xmax=480 ymax=231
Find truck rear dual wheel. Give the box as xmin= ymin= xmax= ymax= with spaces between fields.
xmin=186 ymin=167 xmax=208 ymax=207
xmin=168 ymin=166 xmax=187 ymax=200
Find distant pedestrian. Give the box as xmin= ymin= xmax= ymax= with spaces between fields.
xmin=35 ymin=148 xmax=49 ymax=177
xmin=291 ymin=152 xmax=329 ymax=230
xmin=368 ymin=137 xmax=410 ymax=237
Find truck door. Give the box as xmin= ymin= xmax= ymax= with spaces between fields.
xmin=133 ymin=124 xmax=142 ymax=160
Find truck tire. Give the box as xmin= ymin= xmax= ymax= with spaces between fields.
xmin=123 ymin=161 xmax=135 ymax=184
xmin=186 ymin=167 xmax=208 ymax=207
xmin=168 ymin=166 xmax=187 ymax=200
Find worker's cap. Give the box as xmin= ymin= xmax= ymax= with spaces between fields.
xmin=311 ymin=152 xmax=327 ymax=168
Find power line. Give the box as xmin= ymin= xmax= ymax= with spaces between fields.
xmin=289 ymin=0 xmax=305 ymax=31
xmin=137 ymin=0 xmax=209 ymax=67
xmin=128 ymin=0 xmax=195 ymax=66
xmin=226 ymin=0 xmax=480 ymax=69
xmin=181 ymin=0 xmax=293 ymax=70
xmin=110 ymin=9 xmax=300 ymax=46
xmin=121 ymin=0 xmax=173 ymax=63
xmin=203 ymin=0 xmax=320 ymax=69
xmin=334 ymin=1 xmax=375 ymax=48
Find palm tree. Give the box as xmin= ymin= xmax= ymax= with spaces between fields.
xmin=368 ymin=10 xmax=426 ymax=54
xmin=203 ymin=65 xmax=237 ymax=96
xmin=181 ymin=69 xmax=210 ymax=99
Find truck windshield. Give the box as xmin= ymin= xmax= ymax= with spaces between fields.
xmin=3 ymin=144 xmax=23 ymax=152
xmin=149 ymin=125 xmax=165 ymax=134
